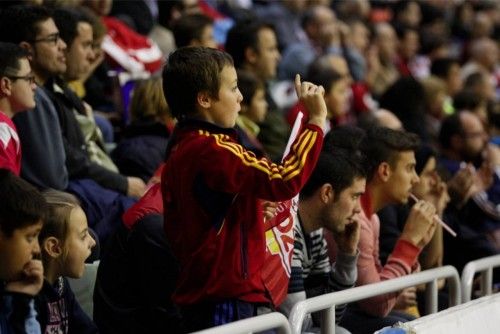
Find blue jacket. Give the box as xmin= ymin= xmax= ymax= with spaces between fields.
xmin=0 ymin=286 xmax=40 ymax=334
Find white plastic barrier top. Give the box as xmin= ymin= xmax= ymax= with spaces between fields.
xmin=289 ymin=266 xmax=461 ymax=334
xmin=191 ymin=312 xmax=291 ymax=334
xmin=461 ymin=254 xmax=500 ymax=303
xmin=398 ymin=293 xmax=500 ymax=334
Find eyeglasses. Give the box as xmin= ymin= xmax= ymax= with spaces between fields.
xmin=31 ymin=33 xmax=60 ymax=46
xmin=7 ymin=74 xmax=36 ymax=85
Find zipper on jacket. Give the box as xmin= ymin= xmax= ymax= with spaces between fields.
xmin=240 ymin=222 xmax=248 ymax=279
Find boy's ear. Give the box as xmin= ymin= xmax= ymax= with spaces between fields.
xmin=18 ymin=41 xmax=34 ymax=61
xmin=196 ymin=91 xmax=212 ymax=109
xmin=42 ymin=237 xmax=63 ymax=259
xmin=319 ymin=183 xmax=334 ymax=204
xmin=0 ymin=77 xmax=12 ymax=96
xmin=377 ymin=162 xmax=391 ymax=182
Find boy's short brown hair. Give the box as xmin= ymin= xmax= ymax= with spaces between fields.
xmin=162 ymin=46 xmax=233 ymax=120
xmin=0 ymin=169 xmax=47 ymax=236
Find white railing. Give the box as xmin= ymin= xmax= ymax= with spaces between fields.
xmin=461 ymin=254 xmax=500 ymax=302
xmin=191 ymin=312 xmax=292 ymax=334
xmin=289 ymin=266 xmax=461 ymax=334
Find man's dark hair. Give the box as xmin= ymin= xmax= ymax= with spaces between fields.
xmin=301 ymin=126 xmax=367 ymax=199
xmin=225 ymin=19 xmax=275 ymax=69
xmin=453 ymin=90 xmax=485 ymax=111
xmin=162 ymin=46 xmax=233 ymax=119
xmin=172 ymin=13 xmax=214 ymax=48
xmin=438 ymin=113 xmax=464 ymax=150
xmin=0 ymin=169 xmax=46 ymax=236
xmin=0 ymin=42 xmax=30 ymax=77
xmin=53 ymin=7 xmax=93 ymax=48
xmin=430 ymin=57 xmax=459 ymax=79
xmin=0 ymin=5 xmax=52 ymax=44
xmin=361 ymin=127 xmax=420 ymax=181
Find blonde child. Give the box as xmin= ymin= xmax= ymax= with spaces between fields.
xmin=35 ymin=190 xmax=97 ymax=334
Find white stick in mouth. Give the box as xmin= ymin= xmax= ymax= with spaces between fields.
xmin=409 ymin=193 xmax=457 ymax=237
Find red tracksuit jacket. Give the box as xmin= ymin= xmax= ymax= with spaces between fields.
xmin=162 ymin=119 xmax=323 ymax=306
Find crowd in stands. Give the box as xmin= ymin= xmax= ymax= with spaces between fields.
xmin=0 ymin=0 xmax=498 ymax=333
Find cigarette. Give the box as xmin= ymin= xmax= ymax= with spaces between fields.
xmin=409 ymin=194 xmax=457 ymax=237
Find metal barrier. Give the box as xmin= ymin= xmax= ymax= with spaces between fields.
xmin=288 ymin=266 xmax=461 ymax=334
xmin=191 ymin=312 xmax=292 ymax=334
xmin=461 ymin=254 xmax=500 ymax=303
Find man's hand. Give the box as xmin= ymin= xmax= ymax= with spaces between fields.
xmin=331 ymin=219 xmax=360 ymax=256
xmin=294 ymin=74 xmax=327 ymax=129
xmin=401 ymin=200 xmax=437 ymax=248
xmin=5 ymin=260 xmax=44 ymax=296
xmin=127 ymin=176 xmax=146 ymax=198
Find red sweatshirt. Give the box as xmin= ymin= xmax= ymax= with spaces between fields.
xmin=162 ymin=119 xmax=323 ymax=306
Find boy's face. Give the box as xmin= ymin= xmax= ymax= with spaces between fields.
xmin=322 ymin=177 xmax=365 ymax=234
xmin=9 ymin=58 xmax=37 ymax=113
xmin=385 ymin=151 xmax=420 ymax=204
xmin=248 ymin=87 xmax=268 ymax=123
xmin=0 ymin=221 xmax=42 ymax=281
xmin=206 ymin=65 xmax=243 ymax=128
xmin=62 ymin=206 xmax=96 ymax=279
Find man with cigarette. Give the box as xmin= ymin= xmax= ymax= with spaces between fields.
xmin=339 ymin=126 xmax=438 ymax=334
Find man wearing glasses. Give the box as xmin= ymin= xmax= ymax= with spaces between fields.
xmin=0 ymin=43 xmax=37 ymax=175
xmin=0 ymin=5 xmax=69 ymax=191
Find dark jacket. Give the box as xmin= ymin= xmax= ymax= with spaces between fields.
xmin=44 ymin=78 xmax=128 ymax=194
xmin=93 ymin=184 xmax=182 ymax=334
xmin=35 ymin=277 xmax=98 ymax=334
xmin=111 ymin=119 xmax=169 ymax=182
xmin=1 ymin=284 xmax=40 ymax=334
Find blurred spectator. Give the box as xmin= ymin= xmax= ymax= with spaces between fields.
xmin=172 ymin=13 xmax=216 ymax=48
xmin=112 ymin=77 xmax=171 ymax=182
xmin=226 ymin=19 xmax=288 ymax=162
xmin=253 ymin=0 xmax=308 ymax=51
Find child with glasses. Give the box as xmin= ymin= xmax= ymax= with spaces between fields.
xmin=0 ymin=42 xmax=37 ymax=175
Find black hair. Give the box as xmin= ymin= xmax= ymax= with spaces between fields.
xmin=225 ymin=19 xmax=275 ymax=69
xmin=53 ymin=7 xmax=93 ymax=48
xmin=438 ymin=113 xmax=464 ymax=150
xmin=300 ymin=126 xmax=367 ymax=198
xmin=0 ymin=42 xmax=30 ymax=77
xmin=431 ymin=57 xmax=460 ymax=79
xmin=361 ymin=126 xmax=420 ymax=181
xmin=0 ymin=5 xmax=53 ymax=44
xmin=162 ymin=46 xmax=233 ymax=119
xmin=301 ymin=126 xmax=367 ymax=199
xmin=306 ymin=60 xmax=344 ymax=93
xmin=453 ymin=90 xmax=485 ymax=111
xmin=172 ymin=13 xmax=214 ymax=48
xmin=0 ymin=169 xmax=46 ymax=236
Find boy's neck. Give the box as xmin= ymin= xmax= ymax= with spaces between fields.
xmin=0 ymin=101 xmax=13 ymax=118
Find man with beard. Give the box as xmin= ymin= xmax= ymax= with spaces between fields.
xmin=279 ymin=127 xmax=367 ymax=333
xmin=438 ymin=111 xmax=500 ymax=274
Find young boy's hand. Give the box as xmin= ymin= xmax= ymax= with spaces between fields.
xmin=294 ymin=74 xmax=327 ymax=129
xmin=5 ymin=259 xmax=44 ymax=296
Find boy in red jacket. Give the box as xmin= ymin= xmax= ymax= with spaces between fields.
xmin=161 ymin=46 xmax=327 ymax=332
